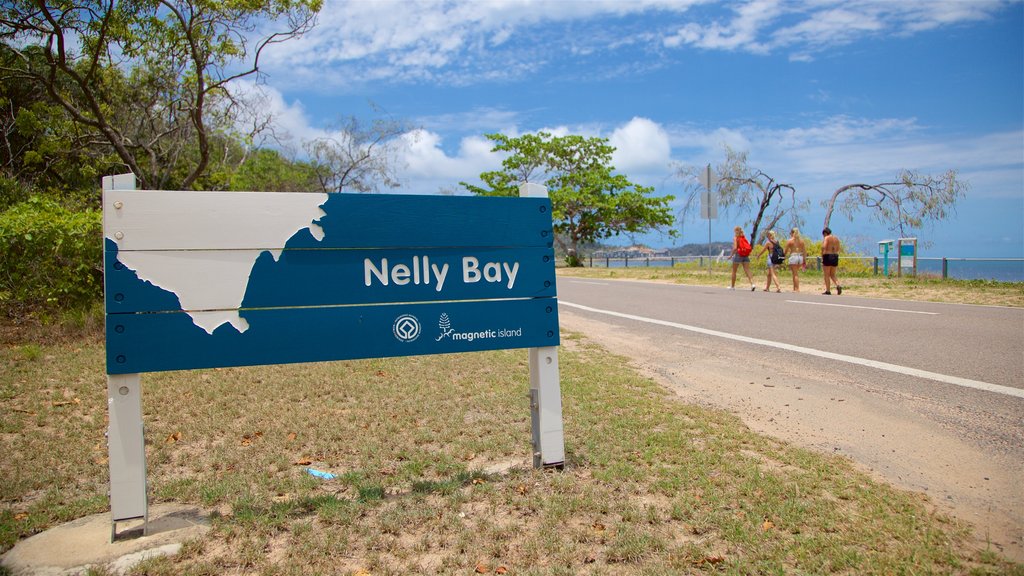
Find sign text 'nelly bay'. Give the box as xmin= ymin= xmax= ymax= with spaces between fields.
xmin=364 ymin=256 xmax=520 ymax=292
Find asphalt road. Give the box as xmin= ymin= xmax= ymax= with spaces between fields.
xmin=560 ymin=278 xmax=1024 ymax=389
xmin=556 ymin=276 xmax=1024 ymax=559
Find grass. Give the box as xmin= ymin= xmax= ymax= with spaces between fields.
xmin=557 ymin=262 xmax=1024 ymax=308
xmin=2 ymin=326 xmax=1021 ymax=575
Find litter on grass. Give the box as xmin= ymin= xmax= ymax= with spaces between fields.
xmin=306 ymin=468 xmax=336 ymax=480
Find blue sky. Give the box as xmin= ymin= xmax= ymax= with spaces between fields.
xmin=243 ymin=0 xmax=1022 ymax=257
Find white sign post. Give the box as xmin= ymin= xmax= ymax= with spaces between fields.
xmin=520 ymin=183 xmax=566 ymax=468
xmin=698 ymin=164 xmax=719 ymax=274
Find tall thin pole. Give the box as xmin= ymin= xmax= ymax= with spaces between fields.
xmin=708 ymin=218 xmax=712 ymax=275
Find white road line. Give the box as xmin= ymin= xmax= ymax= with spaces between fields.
xmin=786 ymin=300 xmax=940 ymax=315
xmin=559 ymin=300 xmax=1024 ymax=400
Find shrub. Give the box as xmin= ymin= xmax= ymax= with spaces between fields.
xmin=0 ymin=197 xmax=103 ymax=317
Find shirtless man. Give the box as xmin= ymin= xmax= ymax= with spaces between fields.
xmin=821 ymin=227 xmax=842 ymax=295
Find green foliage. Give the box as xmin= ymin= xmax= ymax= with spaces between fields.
xmin=800 ymin=239 xmax=874 ymax=275
xmin=462 ymin=132 xmax=675 ymax=264
xmin=0 ymin=175 xmax=32 ymax=211
xmin=0 ymin=197 xmax=102 ymax=316
xmin=2 ymin=0 xmax=321 ymax=190
xmin=229 ymin=148 xmax=320 ymax=192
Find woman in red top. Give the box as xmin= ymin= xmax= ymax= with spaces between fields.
xmin=730 ymin=226 xmax=756 ymax=291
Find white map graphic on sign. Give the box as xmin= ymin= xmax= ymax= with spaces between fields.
xmin=109 ymin=192 xmax=328 ymax=335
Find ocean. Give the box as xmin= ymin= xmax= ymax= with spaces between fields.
xmin=915 ymin=258 xmax=1024 ymax=283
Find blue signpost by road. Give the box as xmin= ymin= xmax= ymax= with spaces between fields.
xmin=102 ymin=175 xmax=565 ymax=538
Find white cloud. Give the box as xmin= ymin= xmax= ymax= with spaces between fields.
xmin=255 ymin=0 xmax=1013 ymax=90
xmin=664 ymin=0 xmax=781 ymax=52
xmin=398 ymin=130 xmax=497 ymax=181
xmin=260 ymin=0 xmax=704 ymax=88
xmin=662 ymin=0 xmax=1010 ymax=59
xmin=610 ymin=117 xmax=672 ymax=172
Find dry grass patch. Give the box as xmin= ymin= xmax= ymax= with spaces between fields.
xmin=557 ymin=266 xmax=1024 ymax=308
xmin=1 ymin=329 xmax=1020 ymax=575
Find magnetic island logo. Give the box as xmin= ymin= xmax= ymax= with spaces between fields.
xmin=434 ymin=313 xmax=523 ymax=342
xmin=394 ymin=312 xmax=524 ymax=344
xmin=392 ymin=314 xmax=421 ymax=342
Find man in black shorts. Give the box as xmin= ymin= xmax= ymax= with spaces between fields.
xmin=821 ymin=227 xmax=842 ymax=295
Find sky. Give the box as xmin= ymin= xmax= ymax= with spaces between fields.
xmin=241 ymin=0 xmax=1022 ymax=257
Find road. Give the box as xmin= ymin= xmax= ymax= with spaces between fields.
xmin=556 ymin=276 xmax=1024 ymax=560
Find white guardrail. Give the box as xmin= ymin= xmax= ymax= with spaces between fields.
xmin=582 ymin=255 xmax=1024 ymax=282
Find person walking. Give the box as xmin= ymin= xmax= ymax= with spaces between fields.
xmin=785 ymin=227 xmax=806 ymax=292
xmin=756 ymin=230 xmax=783 ymax=292
xmin=730 ymin=226 xmax=756 ymax=291
xmin=821 ymin=227 xmax=843 ymax=295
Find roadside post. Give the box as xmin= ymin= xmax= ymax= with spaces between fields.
xmin=102 ymin=175 xmax=565 ymax=539
xmin=698 ymin=164 xmax=719 ymax=274
xmin=878 ymin=239 xmax=894 ymax=276
xmin=897 ymin=237 xmax=918 ymax=277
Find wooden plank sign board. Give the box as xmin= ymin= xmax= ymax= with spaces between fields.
xmin=103 ymin=190 xmax=560 ymax=374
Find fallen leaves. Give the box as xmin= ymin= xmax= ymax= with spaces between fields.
xmin=762 ymin=518 xmax=775 ymax=531
xmin=239 ymin=431 xmax=263 ymax=446
xmin=293 ymin=457 xmax=313 ymax=466
xmin=165 ymin=431 xmax=181 ymax=444
xmin=700 ymin=554 xmax=726 ymax=565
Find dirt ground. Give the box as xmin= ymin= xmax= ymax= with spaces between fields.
xmin=559 ymin=308 xmax=1024 ymax=563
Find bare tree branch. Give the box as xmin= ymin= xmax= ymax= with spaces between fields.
xmin=822 ymin=169 xmax=968 ymax=238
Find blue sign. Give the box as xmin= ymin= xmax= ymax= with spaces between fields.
xmin=104 ymin=191 xmax=560 ymax=374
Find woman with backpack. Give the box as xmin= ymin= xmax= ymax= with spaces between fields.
xmin=756 ymin=229 xmax=783 ymax=292
xmin=729 ymin=226 xmax=756 ymax=291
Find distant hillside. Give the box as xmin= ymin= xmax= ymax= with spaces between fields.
xmin=564 ymin=241 xmax=734 ymax=258
xmin=664 ymin=242 xmax=733 ymax=256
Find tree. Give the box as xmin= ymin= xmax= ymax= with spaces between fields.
xmin=0 ymin=0 xmax=321 ymax=191
xmin=462 ymin=132 xmax=671 ymax=264
xmin=305 ymin=116 xmax=410 ymax=193
xmin=228 ymin=148 xmax=319 ymax=192
xmin=462 ymin=132 xmax=675 ymax=266
xmin=0 ymin=46 xmax=121 ymax=207
xmin=822 ymin=170 xmax=967 ymax=238
xmin=674 ymin=146 xmax=807 ymax=243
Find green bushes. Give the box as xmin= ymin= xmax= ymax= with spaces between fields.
xmin=0 ymin=197 xmax=103 ymax=317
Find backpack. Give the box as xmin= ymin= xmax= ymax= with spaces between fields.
xmin=736 ymin=236 xmax=752 ymax=257
xmin=770 ymin=240 xmax=785 ymax=264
